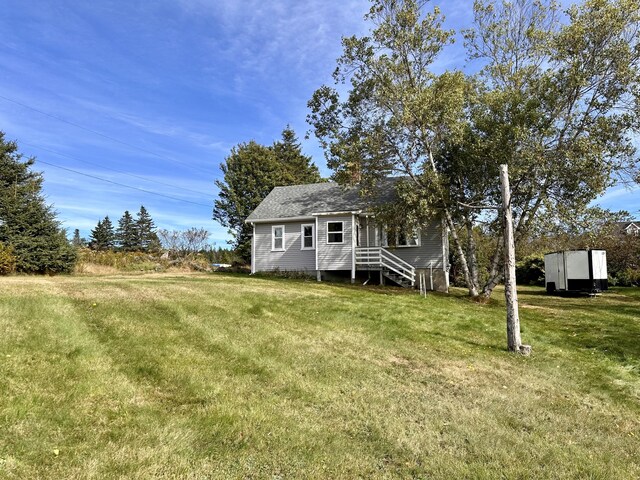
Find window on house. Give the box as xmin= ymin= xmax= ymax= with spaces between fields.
xmin=398 ymin=229 xmax=420 ymax=247
xmin=272 ymin=225 xmax=285 ymax=251
xmin=301 ymin=224 xmax=314 ymax=250
xmin=379 ymin=228 xmax=388 ymax=247
xmin=327 ymin=221 xmax=344 ymax=244
xmin=381 ymin=226 xmax=420 ymax=247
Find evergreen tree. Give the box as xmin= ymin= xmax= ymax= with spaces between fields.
xmin=213 ymin=127 xmax=323 ymax=261
xmin=273 ymin=126 xmax=321 ymax=184
xmin=0 ymin=132 xmax=76 ymax=273
xmin=72 ymin=228 xmax=84 ymax=248
xmin=89 ymin=220 xmax=102 ymax=250
xmin=135 ymin=205 xmax=160 ymax=252
xmin=116 ymin=210 xmax=137 ymax=251
xmin=89 ymin=216 xmax=115 ymax=251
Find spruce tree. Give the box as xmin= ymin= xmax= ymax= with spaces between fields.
xmin=135 ymin=205 xmax=159 ymax=252
xmin=0 ymin=132 xmax=76 ymax=273
xmin=116 ymin=211 xmax=137 ymax=251
xmin=273 ymin=126 xmax=321 ymax=184
xmin=89 ymin=216 xmax=115 ymax=251
xmin=214 ymin=127 xmax=323 ymax=261
xmin=102 ymin=217 xmax=115 ymax=249
xmin=89 ymin=220 xmax=103 ymax=250
xmin=72 ymin=229 xmax=83 ymax=248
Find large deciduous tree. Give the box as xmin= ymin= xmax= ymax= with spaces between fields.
xmin=0 ymin=132 xmax=76 ymax=273
xmin=458 ymin=0 xmax=640 ymax=297
xmin=307 ymin=0 xmax=640 ymax=299
xmin=213 ymin=127 xmax=322 ymax=261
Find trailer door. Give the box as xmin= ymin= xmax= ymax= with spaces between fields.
xmin=591 ymin=250 xmax=608 ymax=291
xmin=558 ymin=252 xmax=567 ymax=290
xmin=566 ymin=250 xmax=590 ymax=291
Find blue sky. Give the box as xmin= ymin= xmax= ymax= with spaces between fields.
xmin=1 ymin=0 xmax=637 ymax=245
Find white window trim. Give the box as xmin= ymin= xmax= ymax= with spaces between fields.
xmin=251 ymin=222 xmax=256 ymax=274
xmin=272 ymin=225 xmax=285 ymax=252
xmin=396 ymin=228 xmax=421 ymax=248
xmin=380 ymin=226 xmax=421 ymax=248
xmin=326 ymin=221 xmax=345 ymax=245
xmin=301 ymin=223 xmax=315 ymax=250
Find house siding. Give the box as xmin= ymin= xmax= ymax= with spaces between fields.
xmin=317 ymin=215 xmax=353 ymax=271
xmin=254 ymin=221 xmax=316 ymax=272
xmin=361 ymin=219 xmax=445 ymax=268
xmin=252 ymin=216 xmax=446 ymax=273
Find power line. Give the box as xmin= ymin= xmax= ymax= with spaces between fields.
xmin=0 ymin=93 xmax=215 ymax=176
xmin=33 ymin=158 xmax=214 ymax=208
xmin=21 ymin=141 xmax=213 ymax=198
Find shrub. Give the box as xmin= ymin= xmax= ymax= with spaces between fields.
xmin=0 ymin=242 xmax=16 ymax=275
xmin=75 ymin=248 xmax=218 ymax=274
xmin=516 ymin=255 xmax=545 ymax=286
xmin=253 ymin=268 xmax=313 ymax=280
xmin=611 ymin=268 xmax=640 ymax=287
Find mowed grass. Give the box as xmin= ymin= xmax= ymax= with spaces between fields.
xmin=0 ymin=273 xmax=638 ymax=479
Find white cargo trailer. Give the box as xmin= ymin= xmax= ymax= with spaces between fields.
xmin=544 ymin=250 xmax=608 ymax=294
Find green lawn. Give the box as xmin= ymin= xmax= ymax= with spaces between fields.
xmin=0 ymin=273 xmax=638 ymax=479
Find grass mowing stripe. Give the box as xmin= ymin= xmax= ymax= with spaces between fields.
xmin=0 ymin=274 xmax=638 ymax=478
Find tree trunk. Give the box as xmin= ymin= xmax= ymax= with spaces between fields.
xmin=500 ymin=165 xmax=530 ymax=355
xmin=444 ymin=209 xmax=479 ymax=297
xmin=481 ymin=236 xmax=504 ymax=299
xmin=425 ymin=149 xmax=478 ymax=297
xmin=466 ymin=219 xmax=480 ymax=291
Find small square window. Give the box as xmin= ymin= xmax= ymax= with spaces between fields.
xmin=327 ymin=221 xmax=344 ymax=244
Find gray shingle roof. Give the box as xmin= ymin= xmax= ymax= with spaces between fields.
xmin=246 ymin=179 xmax=400 ymax=222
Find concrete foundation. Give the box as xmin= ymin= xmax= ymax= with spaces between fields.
xmin=415 ymin=267 xmax=449 ymax=293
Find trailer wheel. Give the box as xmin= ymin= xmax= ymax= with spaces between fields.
xmin=546 ymin=282 xmax=556 ymax=294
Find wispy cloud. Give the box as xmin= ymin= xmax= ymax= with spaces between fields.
xmin=2 ymin=0 xmax=636 ymax=240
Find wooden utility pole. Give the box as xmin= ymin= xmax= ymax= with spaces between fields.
xmin=499 ymin=164 xmax=531 ymax=355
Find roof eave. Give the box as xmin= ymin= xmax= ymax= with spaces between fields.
xmin=245 ymin=215 xmax=316 ymax=224
xmin=311 ymin=210 xmax=364 ymax=216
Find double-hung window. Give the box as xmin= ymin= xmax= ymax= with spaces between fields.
xmin=327 ymin=221 xmax=344 ymax=244
xmin=301 ymin=224 xmax=315 ymax=250
xmin=272 ymin=225 xmax=285 ymax=251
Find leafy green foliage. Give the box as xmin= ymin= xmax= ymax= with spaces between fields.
xmin=516 ymin=255 xmax=545 ymax=286
xmin=514 ymin=209 xmax=640 ymax=286
xmin=213 ymin=127 xmax=322 ymax=261
xmin=604 ymin=234 xmax=640 ymax=286
xmin=200 ymin=245 xmax=240 ymax=265
xmin=0 ymin=242 xmax=16 ymax=275
xmin=0 ymin=132 xmax=76 ymax=273
xmin=308 ymin=0 xmax=640 ymax=298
